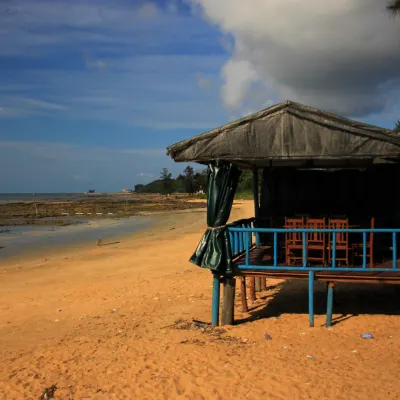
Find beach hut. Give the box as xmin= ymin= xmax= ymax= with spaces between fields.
xmin=167 ymin=100 xmax=400 ymax=327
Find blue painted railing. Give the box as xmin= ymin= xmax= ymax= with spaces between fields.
xmin=227 ymin=227 xmax=400 ymax=272
xmin=227 ymin=218 xmax=259 ymax=259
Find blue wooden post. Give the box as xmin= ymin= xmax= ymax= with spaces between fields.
xmin=362 ymin=232 xmax=367 ymax=268
xmin=245 ymin=232 xmax=250 ymax=266
xmin=211 ymin=273 xmax=221 ymax=326
xmin=308 ymin=271 xmax=314 ymax=327
xmin=326 ymin=282 xmax=334 ymax=327
xmin=234 ymin=232 xmax=238 ymax=255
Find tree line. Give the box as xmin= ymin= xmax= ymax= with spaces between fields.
xmin=134 ymin=166 xmax=258 ymax=196
xmin=134 ymin=166 xmax=208 ymax=195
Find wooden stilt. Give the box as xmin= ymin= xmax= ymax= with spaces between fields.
xmin=249 ymin=277 xmax=256 ymax=302
xmin=240 ymin=277 xmax=249 ymax=312
xmin=260 ymin=278 xmax=267 ymax=291
xmin=222 ymin=277 xmax=236 ymax=325
xmin=255 ymin=277 xmax=261 ymax=292
xmin=326 ymin=282 xmax=335 ymax=327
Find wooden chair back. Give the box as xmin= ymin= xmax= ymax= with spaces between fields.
xmin=285 ymin=217 xmax=304 ymax=244
xmin=328 ymin=218 xmax=349 ymax=246
xmin=306 ymin=218 xmax=326 ymax=244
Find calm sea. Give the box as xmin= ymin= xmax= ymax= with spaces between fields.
xmin=0 ymin=193 xmax=111 ymax=204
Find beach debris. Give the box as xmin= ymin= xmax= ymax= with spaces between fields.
xmin=39 ymin=384 xmax=57 ymax=399
xmin=306 ymin=355 xmax=316 ymax=360
xmin=167 ymin=319 xmax=225 ymax=336
xmin=211 ymin=335 xmax=252 ymax=344
xmin=351 ymin=350 xmax=358 ymax=353
xmin=264 ymin=332 xmax=272 ymax=340
xmin=97 ymin=239 xmax=120 ymax=247
xmin=112 ymin=308 xmax=117 ymax=312
xmin=57 ymin=309 xmax=62 ymax=312
xmin=360 ymin=333 xmax=374 ymax=339
xmin=179 ymin=338 xmax=205 ymax=346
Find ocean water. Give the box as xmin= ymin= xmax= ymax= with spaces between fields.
xmin=0 ymin=216 xmax=154 ymax=263
xmin=0 ymin=192 xmax=113 ymax=204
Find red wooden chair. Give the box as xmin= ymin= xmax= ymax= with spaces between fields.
xmin=352 ymin=217 xmax=375 ymax=267
xmin=285 ymin=217 xmax=305 ymax=265
xmin=306 ymin=218 xmax=326 ymax=265
xmin=328 ymin=219 xmax=349 ymax=266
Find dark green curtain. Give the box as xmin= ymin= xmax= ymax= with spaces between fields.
xmin=190 ymin=163 xmax=242 ymax=274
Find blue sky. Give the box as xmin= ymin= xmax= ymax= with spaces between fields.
xmin=0 ymin=0 xmax=399 ymax=192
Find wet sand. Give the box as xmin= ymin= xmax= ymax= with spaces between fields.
xmin=0 ymin=215 xmax=155 ymax=263
xmin=1 ymin=201 xmax=400 ymax=399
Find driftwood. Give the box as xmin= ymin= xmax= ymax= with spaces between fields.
xmin=96 ymin=239 xmax=120 ymax=247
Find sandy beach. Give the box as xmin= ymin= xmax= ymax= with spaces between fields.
xmin=1 ymin=201 xmax=400 ymax=399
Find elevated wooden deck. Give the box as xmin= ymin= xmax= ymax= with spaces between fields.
xmin=233 ymin=246 xmax=400 ymax=284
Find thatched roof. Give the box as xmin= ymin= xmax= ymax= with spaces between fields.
xmin=167 ymin=101 xmax=400 ymax=169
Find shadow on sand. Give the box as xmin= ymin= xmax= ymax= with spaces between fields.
xmin=236 ymin=280 xmax=400 ymax=326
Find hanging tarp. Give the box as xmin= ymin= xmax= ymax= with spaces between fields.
xmin=167 ymin=101 xmax=400 ymax=168
xmin=190 ymin=163 xmax=241 ymax=274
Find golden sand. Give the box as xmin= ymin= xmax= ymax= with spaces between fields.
xmin=0 ymin=201 xmax=399 ymax=399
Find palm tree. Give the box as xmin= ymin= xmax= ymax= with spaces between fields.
xmin=388 ymin=0 xmax=400 ymax=15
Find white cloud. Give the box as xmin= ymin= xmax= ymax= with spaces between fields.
xmin=166 ymin=1 xmax=179 ymax=15
xmin=0 ymin=97 xmax=66 ymax=117
xmin=85 ymin=59 xmax=107 ymax=71
xmin=18 ymin=98 xmax=66 ymax=110
xmin=0 ymin=53 xmax=226 ymax=129
xmin=196 ymin=73 xmax=212 ymax=90
xmin=71 ymin=174 xmax=89 ymax=181
xmin=136 ymin=2 xmax=160 ymax=19
xmin=192 ymin=0 xmax=400 ymax=116
xmin=220 ymin=59 xmax=258 ymax=109
xmin=0 ymin=2 xmax=228 ymax=130
xmin=136 ymin=172 xmax=154 ymax=178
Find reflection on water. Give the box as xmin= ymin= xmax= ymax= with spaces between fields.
xmin=0 ymin=216 xmax=154 ymax=262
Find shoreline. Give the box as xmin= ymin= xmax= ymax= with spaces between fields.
xmin=0 ymin=207 xmax=208 ymax=270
